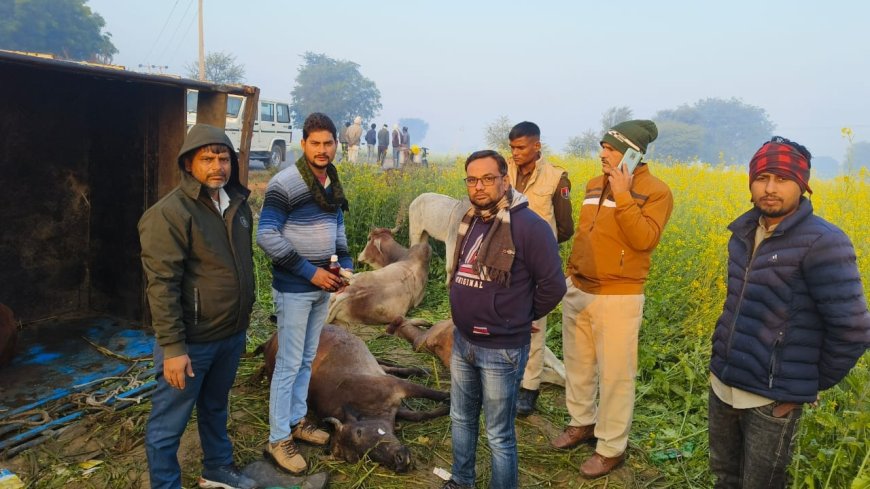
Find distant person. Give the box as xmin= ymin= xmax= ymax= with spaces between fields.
xmin=138 ymin=124 xmax=257 ymax=489
xmin=377 ymin=124 xmax=390 ymax=167
xmin=339 ymin=121 xmax=350 ymax=162
xmin=554 ymin=120 xmax=673 ymax=479
xmin=346 ymin=116 xmax=363 ymax=163
xmin=365 ymin=123 xmax=377 ymax=163
xmin=708 ymin=136 xmax=870 ymax=489
xmin=443 ymin=150 xmax=566 ymax=489
xmin=505 ymin=121 xmax=573 ymax=416
xmin=257 ymin=112 xmax=353 ymax=474
xmin=391 ymin=124 xmax=402 ymax=168
xmin=401 ymin=126 xmax=411 ymax=164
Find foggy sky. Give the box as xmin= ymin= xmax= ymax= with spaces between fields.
xmin=87 ymin=0 xmax=870 ymax=162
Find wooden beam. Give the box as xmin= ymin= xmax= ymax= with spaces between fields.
xmin=195 ymin=91 xmax=227 ymax=128
xmin=236 ymin=86 xmax=259 ymax=187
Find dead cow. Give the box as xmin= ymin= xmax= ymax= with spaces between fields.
xmin=0 ymin=303 xmax=17 ymax=368
xmin=259 ymin=324 xmax=449 ymax=472
xmin=407 ymin=192 xmax=470 ymax=279
xmin=327 ymin=242 xmax=431 ymax=325
xmin=387 ymin=317 xmax=567 ymax=386
xmin=357 ymin=227 xmax=409 ymax=270
xmin=387 ymin=317 xmax=454 ymax=369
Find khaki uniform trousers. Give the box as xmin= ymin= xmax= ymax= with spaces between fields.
xmin=520 ymin=316 xmax=547 ymax=390
xmin=562 ymin=278 xmax=644 ymax=457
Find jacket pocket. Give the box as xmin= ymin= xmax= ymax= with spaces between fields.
xmin=768 ymin=338 xmax=781 ymax=389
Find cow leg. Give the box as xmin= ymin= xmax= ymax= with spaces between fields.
xmin=396 ymin=404 xmax=449 ymax=421
xmin=398 ymin=380 xmax=449 ymax=403
xmin=381 ymin=365 xmax=430 ymax=378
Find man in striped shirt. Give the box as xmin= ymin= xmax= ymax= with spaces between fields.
xmin=256 ymin=112 xmax=353 ymax=474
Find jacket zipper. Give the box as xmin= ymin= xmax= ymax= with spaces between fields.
xmin=768 ymin=336 xmax=782 ymax=388
xmin=620 ymin=250 xmax=625 ymax=269
xmin=725 ymin=235 xmax=757 ymax=357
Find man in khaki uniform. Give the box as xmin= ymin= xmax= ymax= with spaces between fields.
xmin=506 ymin=121 xmax=573 ymax=416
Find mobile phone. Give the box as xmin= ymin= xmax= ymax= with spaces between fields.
xmin=618 ymin=148 xmax=642 ymax=174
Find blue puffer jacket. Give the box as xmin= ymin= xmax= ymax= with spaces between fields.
xmin=710 ymin=198 xmax=870 ymax=403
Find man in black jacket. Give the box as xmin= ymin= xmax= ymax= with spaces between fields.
xmin=139 ymin=124 xmax=256 ymax=489
xmin=708 ymin=136 xmax=870 ymax=489
xmin=365 ymin=123 xmax=377 ymax=163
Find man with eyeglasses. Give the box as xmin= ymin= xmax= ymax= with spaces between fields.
xmin=506 ymin=121 xmax=573 ymax=416
xmin=707 ymin=136 xmax=869 ymax=488
xmin=441 ymin=150 xmax=566 ymax=489
xmin=553 ymin=120 xmax=673 ymax=478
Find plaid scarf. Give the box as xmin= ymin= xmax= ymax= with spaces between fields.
xmin=295 ymin=155 xmax=349 ymax=212
xmin=452 ymin=188 xmax=527 ymax=288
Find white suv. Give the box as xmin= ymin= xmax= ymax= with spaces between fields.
xmin=187 ymin=91 xmax=293 ymax=168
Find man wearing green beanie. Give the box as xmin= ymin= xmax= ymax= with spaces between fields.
xmin=552 ymin=120 xmax=674 ymax=478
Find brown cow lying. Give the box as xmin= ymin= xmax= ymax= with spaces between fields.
xmin=258 ymin=324 xmax=449 ymax=473
xmin=0 ymin=303 xmax=17 ymax=368
xmin=387 ymin=317 xmax=567 ymax=386
xmin=327 ymin=241 xmax=431 ymax=325
xmin=357 ymin=227 xmax=409 ymax=270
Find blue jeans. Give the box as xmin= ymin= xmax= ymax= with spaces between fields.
xmin=449 ymin=331 xmax=529 ymax=489
xmin=708 ymin=387 xmax=802 ymax=489
xmin=269 ymin=289 xmax=331 ymax=442
xmin=392 ymin=148 xmax=400 ymax=168
xmin=146 ymin=331 xmax=246 ymax=489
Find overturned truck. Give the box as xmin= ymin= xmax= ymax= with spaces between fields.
xmin=0 ymin=50 xmax=259 ymax=457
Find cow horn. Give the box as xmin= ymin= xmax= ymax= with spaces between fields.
xmin=323 ymin=417 xmax=343 ymax=430
xmin=374 ymin=238 xmax=382 ymax=255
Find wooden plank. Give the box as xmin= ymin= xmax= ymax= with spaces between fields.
xmin=195 ymin=91 xmax=228 ymax=128
xmin=237 ymin=86 xmax=259 ymax=187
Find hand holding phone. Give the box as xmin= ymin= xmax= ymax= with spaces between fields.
xmin=617 ymin=148 xmax=642 ymax=174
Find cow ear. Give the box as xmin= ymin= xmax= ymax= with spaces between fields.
xmin=374 ymin=238 xmax=382 ymax=255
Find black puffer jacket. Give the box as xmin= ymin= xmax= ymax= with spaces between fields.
xmin=710 ymin=198 xmax=870 ymax=403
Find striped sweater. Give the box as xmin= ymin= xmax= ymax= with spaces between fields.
xmin=256 ymin=164 xmax=352 ymax=293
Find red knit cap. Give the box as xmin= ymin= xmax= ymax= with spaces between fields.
xmin=749 ymin=141 xmax=812 ymax=194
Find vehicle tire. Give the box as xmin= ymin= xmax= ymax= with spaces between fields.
xmin=267 ymin=143 xmax=284 ymax=169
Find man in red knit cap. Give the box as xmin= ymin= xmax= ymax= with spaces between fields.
xmin=708 ymin=136 xmax=870 ymax=488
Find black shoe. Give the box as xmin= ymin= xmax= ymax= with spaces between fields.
xmin=516 ymin=387 xmax=539 ymax=416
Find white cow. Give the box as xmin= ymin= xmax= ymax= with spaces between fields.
xmin=407 ymin=192 xmax=469 ymax=278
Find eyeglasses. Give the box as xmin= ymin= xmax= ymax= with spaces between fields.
xmin=463 ymin=175 xmax=503 ymax=187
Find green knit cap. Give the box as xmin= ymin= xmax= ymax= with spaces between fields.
xmin=600 ymin=119 xmax=658 ymax=154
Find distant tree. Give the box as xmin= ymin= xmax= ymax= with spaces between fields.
xmin=844 ymin=141 xmax=870 ymax=172
xmin=185 ymin=51 xmax=245 ymax=84
xmin=600 ymin=106 xmax=634 ymax=133
xmin=654 ymin=97 xmax=774 ymax=164
xmin=811 ymin=155 xmax=841 ymax=179
xmin=291 ymin=52 xmax=381 ymax=126
xmin=564 ymin=129 xmax=601 ymax=157
xmin=648 ymin=120 xmax=705 ymax=161
xmin=398 ymin=118 xmax=429 ymax=144
xmin=0 ymin=0 xmax=117 ymax=62
xmin=484 ymin=115 xmax=513 ymax=154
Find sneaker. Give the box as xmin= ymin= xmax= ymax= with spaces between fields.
xmin=291 ymin=418 xmax=330 ymax=445
xmin=516 ymin=387 xmax=540 ymax=416
xmin=198 ymin=465 xmax=257 ymax=489
xmin=265 ymin=437 xmax=307 ymax=474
